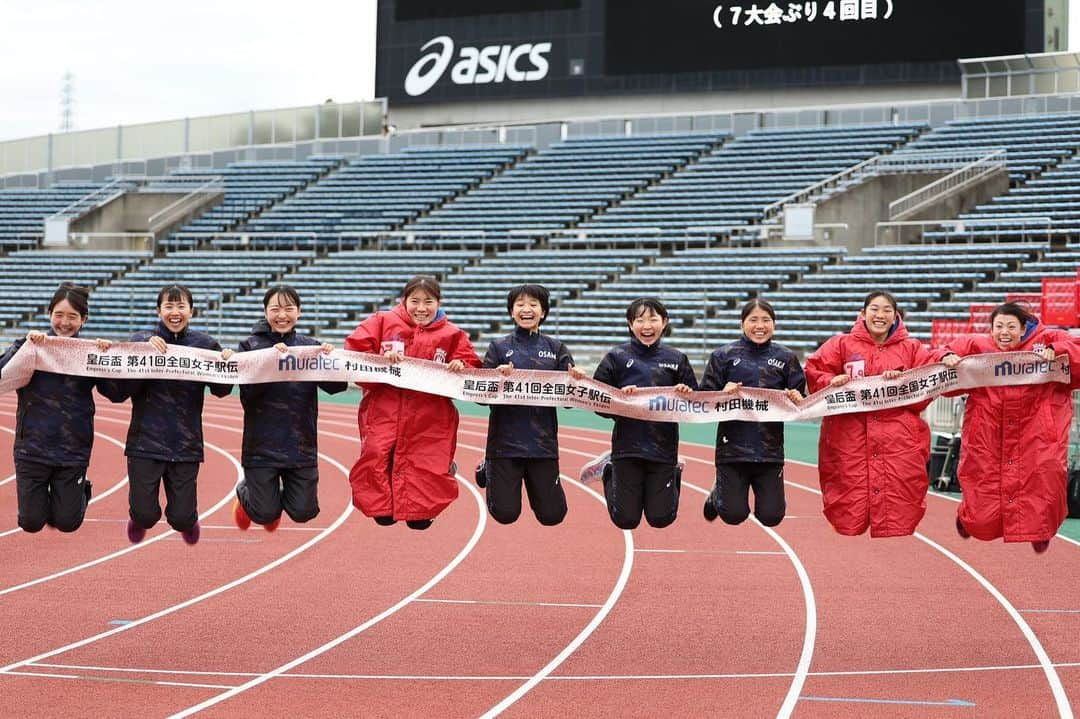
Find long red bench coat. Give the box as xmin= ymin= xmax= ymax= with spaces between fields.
xmin=946 ymin=322 xmax=1080 ymax=543
xmin=805 ymin=316 xmax=942 ymax=537
xmin=346 ymin=303 xmax=480 ymax=521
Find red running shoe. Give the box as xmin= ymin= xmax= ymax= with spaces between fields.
xmin=232 ymin=498 xmax=251 ymax=531
xmin=1032 ymin=540 xmax=1050 ymax=554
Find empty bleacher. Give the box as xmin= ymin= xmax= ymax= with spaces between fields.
xmin=3 ymin=118 xmax=1076 ymax=360
xmin=163 ymin=158 xmax=342 ymax=249
xmin=902 ymin=114 xmax=1080 ymax=243
xmin=57 ymin=252 xmax=314 ymax=339
xmin=204 ymin=250 xmax=478 ymax=346
xmin=547 ymin=247 xmax=846 ymax=356
xmin=573 ymin=124 xmax=924 ymax=245
xmin=407 ymin=134 xmax=726 ymax=246
xmin=440 ymin=248 xmax=659 ymax=342
xmin=0 ymin=183 xmax=111 ymax=252
xmin=0 ymin=251 xmax=149 ymax=336
xmin=233 ymin=146 xmax=528 ymax=249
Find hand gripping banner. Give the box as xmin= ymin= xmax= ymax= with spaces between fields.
xmin=0 ymin=337 xmax=1071 ymax=424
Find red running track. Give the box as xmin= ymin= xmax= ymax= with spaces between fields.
xmin=0 ymin=394 xmax=1076 ymax=718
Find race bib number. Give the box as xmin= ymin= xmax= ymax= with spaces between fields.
xmin=844 ymin=360 xmax=866 ymax=379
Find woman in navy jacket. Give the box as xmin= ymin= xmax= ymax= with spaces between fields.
xmin=482 ymin=284 xmax=583 ymax=526
xmin=699 ymin=299 xmax=805 ymax=527
xmin=228 ymin=285 xmax=347 ymax=531
xmin=593 ymin=297 xmax=697 ymax=530
xmin=109 ymin=284 xmax=233 ymax=545
xmin=0 ymin=283 xmax=121 ymax=533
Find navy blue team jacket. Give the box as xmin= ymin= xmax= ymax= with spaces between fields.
xmin=483 ymin=326 xmax=574 ymax=459
xmin=112 ymin=322 xmax=233 ymax=463
xmin=699 ymin=336 xmax=806 ymax=465
xmin=592 ymin=337 xmax=698 ymax=464
xmin=237 ymin=320 xmax=347 ymax=468
xmin=0 ymin=332 xmax=124 ymax=466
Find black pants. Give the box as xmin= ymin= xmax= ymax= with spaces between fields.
xmin=603 ymin=458 xmax=680 ymax=530
xmin=15 ymin=460 xmax=90 ymax=533
xmin=127 ymin=457 xmax=200 ymax=533
xmin=707 ymin=462 xmax=786 ymax=527
xmin=237 ymin=465 xmax=320 ymax=525
xmin=485 ymin=458 xmax=567 ymax=526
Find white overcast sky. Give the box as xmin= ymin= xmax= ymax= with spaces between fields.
xmin=0 ymin=0 xmax=1078 ymax=142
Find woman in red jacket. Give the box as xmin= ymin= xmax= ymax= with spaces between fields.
xmin=805 ymin=291 xmax=943 ymax=538
xmin=943 ymin=302 xmax=1080 ymax=553
xmin=345 ymin=275 xmax=481 ymax=529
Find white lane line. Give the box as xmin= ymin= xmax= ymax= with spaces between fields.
xmin=29 ymin=658 xmax=1080 ymax=683
xmin=259 ymin=425 xmax=634 ymax=719
xmin=415 ymin=598 xmax=604 ymax=609
xmin=494 ymin=430 xmax=813 ymax=719
xmin=0 ymin=430 xmax=240 ymax=597
xmin=634 ymin=548 xmax=787 ymax=556
xmin=676 ymin=476 xmax=815 ymax=719
xmin=549 ymin=424 xmax=1077 ymax=716
xmin=779 ymin=474 xmax=1074 ymax=719
xmin=0 ymin=454 xmax=354 ymax=677
xmin=476 ymin=472 xmax=633 ymax=719
xmin=165 ymin=475 xmax=487 ymax=719
xmin=4 ymin=668 xmax=233 ymax=690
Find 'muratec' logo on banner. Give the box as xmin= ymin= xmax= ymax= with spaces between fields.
xmin=404 ymin=35 xmax=552 ymax=97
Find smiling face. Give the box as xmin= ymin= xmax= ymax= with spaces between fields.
xmin=405 ymin=289 xmax=439 ymax=326
xmin=629 ymin=307 xmax=668 ymax=346
xmin=742 ymin=309 xmax=775 ymax=345
xmin=511 ymin=293 xmax=545 ymax=332
xmin=49 ymin=299 xmax=86 ymax=337
xmin=862 ymin=295 xmax=896 ymax=342
xmin=158 ymin=296 xmax=193 ymax=334
xmin=991 ymin=314 xmax=1024 ymax=350
xmin=265 ymin=292 xmax=300 ymax=334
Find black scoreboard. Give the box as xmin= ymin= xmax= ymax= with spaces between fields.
xmin=376 ymin=0 xmax=1047 ymax=104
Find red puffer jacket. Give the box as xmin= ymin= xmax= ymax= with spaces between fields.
xmin=345 ymin=303 xmax=481 ymax=521
xmin=946 ymin=322 xmax=1080 ymax=543
xmin=805 ymin=316 xmax=942 ymax=537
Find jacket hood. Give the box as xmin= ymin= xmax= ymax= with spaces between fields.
xmin=739 ymin=334 xmax=771 ymax=350
xmin=850 ymin=313 xmax=908 ymax=346
xmin=155 ymin=320 xmax=189 ymax=341
xmin=250 ymin=318 xmax=297 ymax=340
xmin=1020 ymin=317 xmax=1040 ymax=345
xmin=393 ymin=301 xmax=447 ymax=330
xmin=629 ymin=334 xmax=662 ymax=353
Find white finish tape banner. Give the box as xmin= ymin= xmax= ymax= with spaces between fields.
xmin=0 ymin=338 xmax=1070 ymax=424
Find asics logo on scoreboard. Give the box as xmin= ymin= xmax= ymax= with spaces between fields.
xmin=404 ymin=35 xmax=552 ymax=97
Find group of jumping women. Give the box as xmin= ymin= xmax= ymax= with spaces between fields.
xmin=3 ymin=276 xmax=1078 ymax=553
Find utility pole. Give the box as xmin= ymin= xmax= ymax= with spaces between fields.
xmin=59 ymin=71 xmax=75 ymax=133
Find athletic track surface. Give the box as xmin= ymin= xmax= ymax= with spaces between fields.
xmin=0 ymin=392 xmax=1078 ymax=718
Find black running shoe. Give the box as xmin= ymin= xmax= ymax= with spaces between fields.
xmin=374 ymin=516 xmax=397 ymax=526
xmin=406 ymin=519 xmax=433 ymax=531
xmin=703 ymin=498 xmax=718 ymax=522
